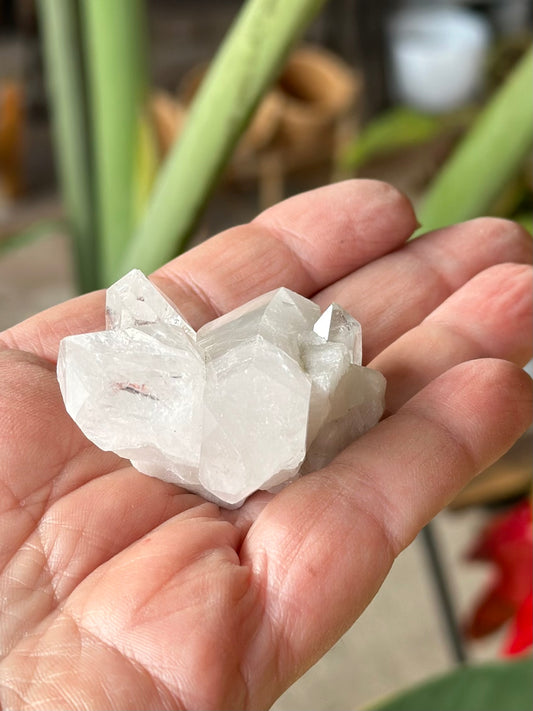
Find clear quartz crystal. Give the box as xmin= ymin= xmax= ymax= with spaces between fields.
xmin=200 ymin=337 xmax=311 ymax=507
xmin=313 ymin=303 xmax=363 ymax=365
xmin=106 ymin=269 xmax=195 ymax=338
xmin=57 ymin=270 xmax=386 ymax=508
xmin=197 ymin=287 xmax=320 ymax=361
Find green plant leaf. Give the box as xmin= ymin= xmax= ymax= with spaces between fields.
xmin=37 ymin=0 xmax=97 ymax=292
xmin=81 ymin=0 xmax=148 ymax=286
xmin=340 ymin=107 xmax=444 ymax=171
xmin=132 ymin=110 xmax=160 ymax=227
xmin=513 ymin=212 xmax=533 ymax=234
xmin=417 ymin=47 xmax=533 ymax=234
xmin=0 ymin=219 xmax=65 ymax=256
xmin=368 ymin=658 xmax=533 ymax=711
xmin=119 ymin=0 xmax=327 ymax=279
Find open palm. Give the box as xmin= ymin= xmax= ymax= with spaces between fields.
xmin=0 ymin=181 xmax=531 ymax=710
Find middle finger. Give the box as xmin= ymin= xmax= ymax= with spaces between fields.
xmin=314 ymin=217 xmax=532 ymax=363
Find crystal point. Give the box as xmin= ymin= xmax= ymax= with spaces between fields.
xmin=57 ymin=270 xmax=385 ymax=508
xmin=106 ymin=268 xmax=195 ymax=339
xmin=313 ymin=303 xmax=362 ymax=365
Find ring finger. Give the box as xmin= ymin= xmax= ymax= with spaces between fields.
xmin=371 ymin=261 xmax=532 ymax=413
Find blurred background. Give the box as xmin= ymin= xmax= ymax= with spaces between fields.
xmin=0 ymin=1 xmax=532 ymax=708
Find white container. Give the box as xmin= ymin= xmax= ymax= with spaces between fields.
xmin=388 ymin=6 xmax=491 ymax=113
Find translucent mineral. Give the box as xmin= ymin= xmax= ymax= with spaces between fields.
xmin=57 ymin=269 xmax=386 ymax=507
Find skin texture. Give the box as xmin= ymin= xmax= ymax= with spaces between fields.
xmin=0 ymin=180 xmax=531 ymax=710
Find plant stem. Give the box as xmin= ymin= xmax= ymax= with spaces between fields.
xmin=37 ymin=0 xmax=97 ymax=292
xmin=119 ymin=0 xmax=327 ymax=278
xmin=417 ymin=48 xmax=533 ymax=233
xmin=81 ymin=0 xmax=148 ymax=286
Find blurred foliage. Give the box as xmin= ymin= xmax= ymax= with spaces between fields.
xmin=514 ymin=212 xmax=533 ymax=234
xmin=38 ymin=0 xmax=327 ymax=291
xmin=33 ymin=4 xmax=533 ymax=291
xmin=81 ymin=0 xmax=152 ymax=286
xmin=486 ymin=32 xmax=533 ymax=93
xmin=340 ymin=44 xmax=532 ymax=237
xmin=368 ymin=657 xmax=533 ymax=711
xmin=417 ymin=47 xmax=532 ymax=234
xmin=0 ymin=219 xmax=63 ymax=256
xmin=340 ymin=107 xmax=472 ymax=173
xmin=38 ymin=0 xmax=96 ymax=291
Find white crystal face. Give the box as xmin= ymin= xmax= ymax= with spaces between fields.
xmin=200 ymin=337 xmax=311 ymax=506
xmin=197 ymin=287 xmax=320 ymax=362
xmin=57 ymin=269 xmax=386 ymax=508
xmin=57 ymin=322 xmax=204 ymax=476
xmin=106 ymin=268 xmax=194 ymax=338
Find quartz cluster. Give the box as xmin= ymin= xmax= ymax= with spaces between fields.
xmin=57 ymin=270 xmax=386 ymax=507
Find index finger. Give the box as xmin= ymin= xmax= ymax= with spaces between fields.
xmin=0 ymin=180 xmax=416 ymax=362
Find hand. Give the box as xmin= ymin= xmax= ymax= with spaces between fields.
xmin=0 ymin=181 xmax=531 ymax=710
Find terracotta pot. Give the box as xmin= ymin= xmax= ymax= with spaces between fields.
xmin=0 ymin=81 xmax=24 ymax=198
xmin=276 ymin=45 xmax=361 ymax=151
xmin=150 ymin=90 xmax=187 ymax=156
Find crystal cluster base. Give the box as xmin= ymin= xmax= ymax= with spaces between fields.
xmin=57 ymin=270 xmax=386 ymax=508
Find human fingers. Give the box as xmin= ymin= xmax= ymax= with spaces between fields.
xmin=372 ymin=262 xmax=533 ymax=412
xmin=231 ymin=260 xmax=533 ymax=535
xmin=315 ymin=217 xmax=532 ymax=362
xmin=0 ymin=180 xmax=417 ymax=361
xmin=241 ymin=360 xmax=532 ymax=706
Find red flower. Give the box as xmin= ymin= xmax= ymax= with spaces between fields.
xmin=503 ymin=591 xmax=533 ymax=655
xmin=464 ymin=499 xmax=532 ymax=655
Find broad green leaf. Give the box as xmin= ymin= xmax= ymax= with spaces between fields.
xmin=368 ymin=658 xmax=533 ymax=711
xmin=132 ymin=110 xmax=160 ymax=227
xmin=119 ymin=0 xmax=327 ymax=279
xmin=38 ymin=0 xmax=97 ymax=292
xmin=418 ymin=48 xmax=533 ymax=234
xmin=82 ymin=0 xmax=148 ymax=285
